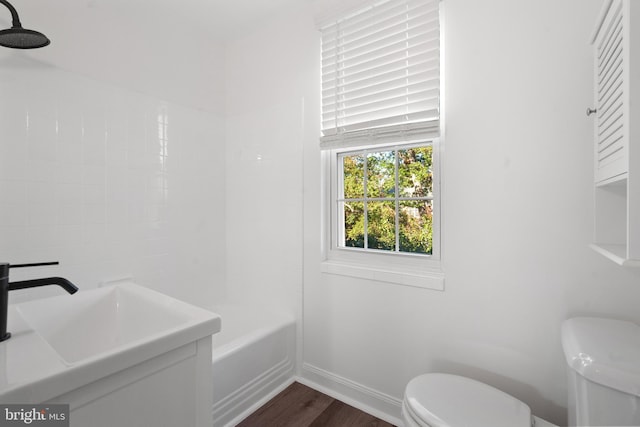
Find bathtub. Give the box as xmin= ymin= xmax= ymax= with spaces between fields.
xmin=210 ymin=304 xmax=296 ymax=427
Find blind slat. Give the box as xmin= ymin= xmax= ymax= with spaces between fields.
xmin=321 ymin=0 xmax=434 ymax=40
xmin=324 ymin=99 xmax=437 ymax=127
xmin=322 ymin=24 xmax=437 ymax=70
xmin=320 ymin=120 xmax=439 ymax=150
xmin=325 ymin=58 xmax=438 ymax=102
xmin=329 ymin=8 xmax=438 ymax=58
xmin=323 ymin=66 xmax=438 ymax=101
xmin=323 ymin=78 xmax=439 ymax=112
xmin=322 ymin=112 xmax=438 ymax=137
xmin=322 ymin=44 xmax=437 ymax=87
xmin=320 ymin=0 xmax=440 ymax=147
xmin=324 ymin=31 xmax=439 ymax=77
xmin=322 ymin=3 xmax=436 ymax=46
xmin=323 ymin=86 xmax=439 ymax=119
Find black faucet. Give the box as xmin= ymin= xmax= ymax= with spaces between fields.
xmin=0 ymin=262 xmax=78 ymax=342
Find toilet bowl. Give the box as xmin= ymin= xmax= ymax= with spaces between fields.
xmin=401 ymin=373 xmax=555 ymax=427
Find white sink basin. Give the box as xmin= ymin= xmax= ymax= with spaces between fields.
xmin=1 ymin=281 xmax=220 ymax=419
xmin=14 ymin=282 xmax=219 ymax=365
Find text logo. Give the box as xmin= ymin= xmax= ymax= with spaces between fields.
xmin=0 ymin=405 xmax=69 ymax=426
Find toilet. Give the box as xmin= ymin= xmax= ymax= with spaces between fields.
xmin=402 ymin=317 xmax=640 ymax=427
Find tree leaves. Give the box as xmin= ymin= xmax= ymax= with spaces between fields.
xmin=341 ymin=146 xmax=433 ymax=254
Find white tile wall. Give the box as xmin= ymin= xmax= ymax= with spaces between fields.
xmin=0 ymin=60 xmax=225 ymax=308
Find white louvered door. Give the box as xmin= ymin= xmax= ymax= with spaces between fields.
xmin=593 ymin=0 xmax=627 ymax=184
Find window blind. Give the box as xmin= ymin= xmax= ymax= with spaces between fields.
xmin=320 ymin=0 xmax=440 ymax=149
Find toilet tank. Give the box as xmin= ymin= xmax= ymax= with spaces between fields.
xmin=561 ymin=317 xmax=640 ymax=427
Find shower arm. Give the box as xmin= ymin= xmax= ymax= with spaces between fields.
xmin=0 ymin=0 xmax=22 ymax=28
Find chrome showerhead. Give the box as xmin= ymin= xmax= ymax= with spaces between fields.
xmin=0 ymin=0 xmax=50 ymax=49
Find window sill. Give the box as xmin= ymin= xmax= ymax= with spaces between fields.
xmin=320 ymin=260 xmax=444 ymax=291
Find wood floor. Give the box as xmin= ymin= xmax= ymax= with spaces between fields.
xmin=237 ymin=382 xmax=396 ymax=427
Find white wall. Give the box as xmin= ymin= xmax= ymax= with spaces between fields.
xmin=300 ymin=0 xmax=640 ymax=425
xmin=0 ymin=4 xmax=226 ymax=307
xmin=0 ymin=0 xmax=226 ymax=114
xmin=223 ymin=5 xmax=315 ymax=317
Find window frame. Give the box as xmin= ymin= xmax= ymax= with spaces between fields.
xmin=321 ymin=137 xmax=443 ymax=291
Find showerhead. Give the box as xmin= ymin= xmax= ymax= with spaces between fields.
xmin=0 ymin=0 xmax=50 ymax=49
xmin=0 ymin=27 xmax=49 ymax=49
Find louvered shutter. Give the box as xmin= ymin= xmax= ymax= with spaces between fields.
xmin=320 ymin=0 xmax=440 ymax=149
xmin=594 ymin=0 xmax=627 ymax=182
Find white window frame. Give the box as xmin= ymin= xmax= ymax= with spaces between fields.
xmin=321 ymin=137 xmax=443 ymax=291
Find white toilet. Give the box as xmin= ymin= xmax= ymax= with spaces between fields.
xmin=402 ymin=317 xmax=640 ymax=427
xmin=401 ymin=373 xmax=554 ymax=427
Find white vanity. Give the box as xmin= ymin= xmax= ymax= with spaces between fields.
xmin=0 ymin=282 xmax=221 ymax=427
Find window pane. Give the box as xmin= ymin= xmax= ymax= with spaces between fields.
xmin=399 ymin=200 xmax=433 ymax=254
xmin=367 ymin=201 xmax=395 ymax=251
xmin=342 ymin=154 xmax=364 ymax=198
xmin=336 ymin=144 xmax=434 ymax=257
xmin=367 ymin=150 xmax=395 ymax=198
xmin=342 ymin=201 xmax=364 ymax=248
xmin=398 ymin=146 xmax=433 ymax=198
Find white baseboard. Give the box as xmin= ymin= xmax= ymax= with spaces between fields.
xmin=298 ymin=363 xmax=403 ymax=426
xmin=213 ymin=357 xmax=295 ymax=427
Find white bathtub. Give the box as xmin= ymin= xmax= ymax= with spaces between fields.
xmin=211 ymin=304 xmax=296 ymax=427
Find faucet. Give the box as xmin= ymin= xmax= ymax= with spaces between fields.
xmin=0 ymin=262 xmax=78 ymax=342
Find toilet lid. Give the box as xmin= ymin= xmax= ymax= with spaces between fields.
xmin=404 ymin=373 xmax=531 ymax=427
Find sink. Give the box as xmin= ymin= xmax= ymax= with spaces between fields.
xmin=2 ymin=281 xmax=220 ymax=424
xmin=13 ymin=282 xmax=218 ymax=365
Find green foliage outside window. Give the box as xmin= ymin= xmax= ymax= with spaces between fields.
xmin=341 ymin=145 xmax=433 ymax=255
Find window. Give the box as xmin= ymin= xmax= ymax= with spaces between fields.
xmin=319 ymin=0 xmax=443 ymax=290
xmin=337 ymin=143 xmax=433 ymax=255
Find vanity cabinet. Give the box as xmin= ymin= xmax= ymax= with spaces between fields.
xmin=590 ymin=0 xmax=640 ymax=266
xmin=47 ymin=338 xmax=213 ymax=427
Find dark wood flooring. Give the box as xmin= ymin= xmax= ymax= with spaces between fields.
xmin=237 ymin=382 xmax=396 ymax=427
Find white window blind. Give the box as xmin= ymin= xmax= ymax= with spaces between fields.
xmin=320 ymin=0 xmax=440 ymax=149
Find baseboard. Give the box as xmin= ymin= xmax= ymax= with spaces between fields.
xmin=298 ymin=363 xmax=403 ymax=426
xmin=213 ymin=357 xmax=295 ymax=427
